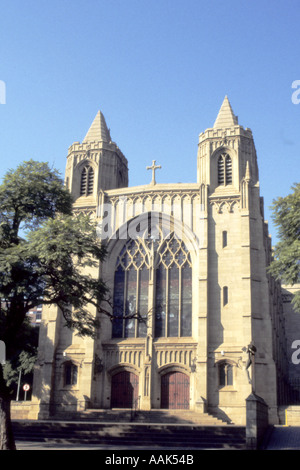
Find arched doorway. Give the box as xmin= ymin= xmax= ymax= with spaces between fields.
xmin=111 ymin=371 xmax=139 ymax=408
xmin=161 ymin=371 xmax=190 ymax=409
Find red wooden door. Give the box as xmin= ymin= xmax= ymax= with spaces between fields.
xmin=161 ymin=372 xmax=190 ymax=409
xmin=111 ymin=371 xmax=139 ymax=408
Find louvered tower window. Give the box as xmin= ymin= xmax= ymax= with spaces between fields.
xmin=218 ymin=154 xmax=232 ymax=186
xmin=87 ymin=167 xmax=94 ymax=195
xmin=225 ymin=155 xmax=232 ymax=184
xmin=218 ymin=156 xmax=225 ymax=185
xmin=80 ymin=166 xmax=94 ymax=196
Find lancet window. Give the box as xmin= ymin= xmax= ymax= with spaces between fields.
xmin=218 ymin=154 xmax=232 ymax=186
xmin=80 ymin=165 xmax=94 ymax=196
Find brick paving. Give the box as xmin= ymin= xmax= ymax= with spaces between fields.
xmin=265 ymin=426 xmax=300 ymax=449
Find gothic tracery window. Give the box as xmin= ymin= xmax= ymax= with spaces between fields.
xmin=218 ymin=154 xmax=232 ymax=186
xmin=154 ymin=234 xmax=192 ymax=337
xmin=80 ymin=165 xmax=94 ymax=196
xmin=112 ymin=231 xmax=192 ymax=339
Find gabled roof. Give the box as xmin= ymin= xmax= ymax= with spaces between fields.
xmin=83 ymin=110 xmax=111 ymax=143
xmin=213 ymin=96 xmax=238 ymax=128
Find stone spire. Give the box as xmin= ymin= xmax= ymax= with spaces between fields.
xmin=213 ymin=96 xmax=238 ymax=129
xmin=83 ymin=110 xmax=111 ymax=143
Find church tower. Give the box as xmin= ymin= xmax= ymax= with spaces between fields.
xmin=197 ymin=95 xmax=259 ymax=192
xmin=64 ymin=110 xmax=128 ymax=211
xmin=196 ymin=96 xmax=284 ymax=423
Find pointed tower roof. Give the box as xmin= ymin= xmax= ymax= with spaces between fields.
xmin=213 ymin=96 xmax=238 ymax=129
xmin=83 ymin=110 xmax=111 ymax=143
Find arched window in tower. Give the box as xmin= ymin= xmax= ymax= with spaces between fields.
xmin=112 ymin=230 xmax=193 ymax=339
xmin=217 ymin=154 xmax=232 ymax=186
xmin=80 ymin=165 xmax=94 ymax=196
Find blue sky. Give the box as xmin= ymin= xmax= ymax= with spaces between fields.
xmin=0 ymin=0 xmax=299 ymax=244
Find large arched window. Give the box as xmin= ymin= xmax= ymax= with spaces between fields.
xmin=80 ymin=165 xmax=94 ymax=196
xmin=112 ymin=231 xmax=192 ymax=339
xmin=154 ymin=234 xmax=192 ymax=337
xmin=218 ymin=154 xmax=232 ymax=186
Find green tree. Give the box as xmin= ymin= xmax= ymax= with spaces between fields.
xmin=268 ymin=182 xmax=300 ymax=312
xmin=0 ymin=160 xmax=108 ymax=450
xmin=3 ymin=317 xmax=39 ymax=399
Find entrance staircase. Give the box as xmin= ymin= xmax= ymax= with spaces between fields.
xmin=12 ymin=409 xmax=247 ymax=449
xmin=65 ymin=408 xmax=228 ymax=424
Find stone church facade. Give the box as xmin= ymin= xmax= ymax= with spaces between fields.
xmin=30 ymin=97 xmax=290 ymax=425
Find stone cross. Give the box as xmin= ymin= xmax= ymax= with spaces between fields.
xmin=146 ymin=160 xmax=161 ymax=185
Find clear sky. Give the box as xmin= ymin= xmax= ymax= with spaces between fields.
xmin=0 ymin=0 xmax=299 ymax=244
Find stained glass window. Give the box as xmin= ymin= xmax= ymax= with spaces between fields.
xmin=155 ymin=233 xmax=192 ymax=337
xmin=112 ymin=238 xmax=150 ymax=338
xmin=112 ymin=232 xmax=192 ymax=339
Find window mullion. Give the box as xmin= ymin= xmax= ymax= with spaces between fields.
xmin=179 ymin=266 xmax=182 ymax=337
xmin=135 ymin=269 xmax=140 ymax=337
xmin=123 ymin=270 xmax=128 ymax=338
xmin=166 ymin=268 xmax=169 ymax=337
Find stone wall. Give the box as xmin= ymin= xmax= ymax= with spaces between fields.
xmin=246 ymin=393 xmax=269 ymax=449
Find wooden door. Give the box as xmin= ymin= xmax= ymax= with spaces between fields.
xmin=111 ymin=371 xmax=139 ymax=408
xmin=161 ymin=371 xmax=190 ymax=409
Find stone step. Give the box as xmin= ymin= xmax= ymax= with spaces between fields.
xmin=12 ymin=421 xmax=246 ymax=449
xmin=54 ymin=408 xmax=228 ymax=425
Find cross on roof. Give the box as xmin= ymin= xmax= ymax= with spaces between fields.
xmin=146 ymin=160 xmax=161 ymax=185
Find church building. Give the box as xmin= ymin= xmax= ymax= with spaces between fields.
xmin=30 ymin=97 xmax=288 ymax=425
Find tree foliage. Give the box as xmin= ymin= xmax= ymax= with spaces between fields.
xmin=0 ymin=160 xmax=108 ymax=348
xmin=268 ymin=182 xmax=300 ymax=311
xmin=3 ymin=318 xmax=38 ymax=389
xmin=0 ymin=160 xmax=108 ymax=449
